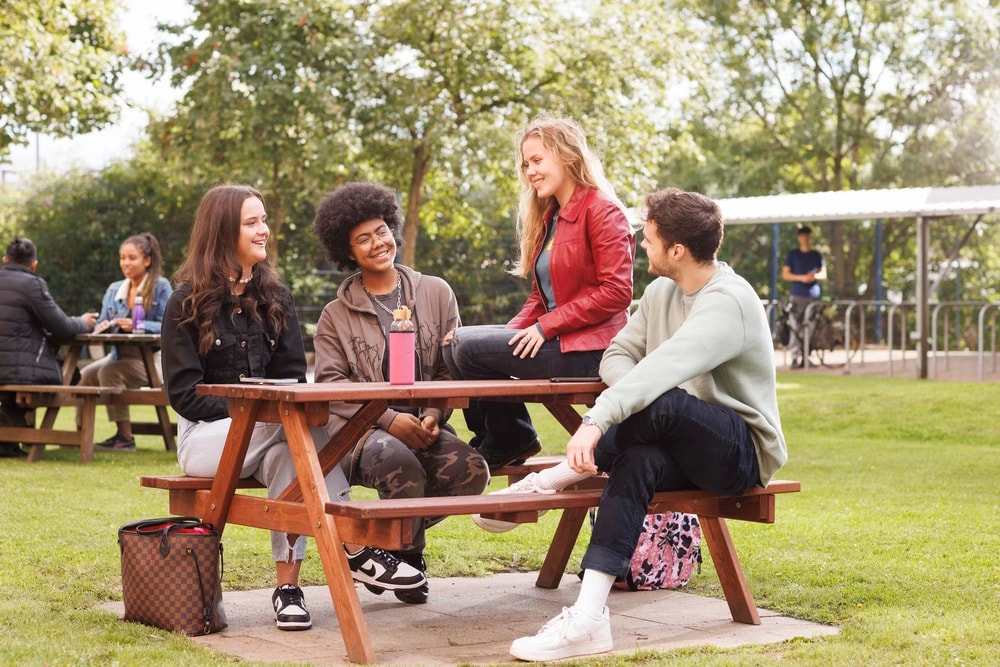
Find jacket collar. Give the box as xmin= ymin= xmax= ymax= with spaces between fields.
xmin=547 ymin=185 xmax=597 ymax=225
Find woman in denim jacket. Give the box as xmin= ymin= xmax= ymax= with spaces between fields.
xmin=79 ymin=233 xmax=172 ymax=451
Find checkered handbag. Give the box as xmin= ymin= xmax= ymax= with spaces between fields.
xmin=118 ymin=516 xmax=227 ymax=636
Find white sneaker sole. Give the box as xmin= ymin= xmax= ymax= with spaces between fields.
xmin=275 ymin=617 xmax=312 ymax=631
xmin=508 ymin=632 xmax=612 ymax=661
xmin=471 ymin=509 xmax=547 ymax=533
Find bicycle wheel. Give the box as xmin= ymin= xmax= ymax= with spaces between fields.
xmin=843 ymin=319 xmax=861 ymax=360
xmin=808 ymin=315 xmax=836 ymax=367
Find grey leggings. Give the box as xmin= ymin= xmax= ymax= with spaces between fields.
xmin=177 ymin=415 xmax=350 ymax=562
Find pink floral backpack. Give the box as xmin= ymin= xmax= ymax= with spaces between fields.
xmin=613 ymin=512 xmax=702 ymax=591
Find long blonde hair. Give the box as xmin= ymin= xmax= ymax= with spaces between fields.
xmin=511 ymin=116 xmax=624 ymax=278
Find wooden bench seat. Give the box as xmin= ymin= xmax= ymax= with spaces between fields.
xmin=0 ymin=383 xmax=175 ymax=461
xmin=140 ymin=468 xmax=799 ymax=626
xmin=0 ymin=384 xmax=122 ymax=463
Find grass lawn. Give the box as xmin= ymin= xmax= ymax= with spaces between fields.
xmin=1 ymin=374 xmax=998 ymax=665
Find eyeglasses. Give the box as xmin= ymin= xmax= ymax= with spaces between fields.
xmin=350 ymin=225 xmax=393 ymax=251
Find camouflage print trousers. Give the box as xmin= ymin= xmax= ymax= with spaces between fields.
xmin=341 ymin=427 xmax=489 ymax=554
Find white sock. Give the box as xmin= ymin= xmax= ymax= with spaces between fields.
xmin=536 ymin=460 xmax=593 ymax=491
xmin=574 ymin=568 xmax=615 ymax=619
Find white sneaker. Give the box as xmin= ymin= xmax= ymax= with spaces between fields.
xmin=509 ymin=605 xmax=612 ymax=661
xmin=471 ymin=472 xmax=555 ymax=533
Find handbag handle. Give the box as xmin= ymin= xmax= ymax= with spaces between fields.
xmin=117 ymin=517 xmax=214 ymax=557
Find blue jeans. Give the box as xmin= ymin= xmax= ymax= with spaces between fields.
xmin=442 ymin=324 xmax=603 ymax=460
xmin=581 ymin=387 xmax=760 ymax=578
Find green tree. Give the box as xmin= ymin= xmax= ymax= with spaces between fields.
xmin=11 ymin=155 xmax=205 ymax=315
xmin=147 ymin=0 xmax=672 ymax=316
xmin=666 ymin=0 xmax=1000 ymax=301
xmin=0 ymin=0 xmax=128 ymax=160
xmin=147 ymin=0 xmax=363 ymax=275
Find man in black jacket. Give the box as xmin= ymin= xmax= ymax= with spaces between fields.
xmin=0 ymin=238 xmax=97 ymax=457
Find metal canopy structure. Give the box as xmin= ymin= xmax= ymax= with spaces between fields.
xmin=713 ymin=185 xmax=1000 ymax=379
xmin=715 ymin=185 xmax=1000 ymax=225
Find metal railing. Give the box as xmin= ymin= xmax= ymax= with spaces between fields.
xmin=766 ymin=299 xmax=1000 ymax=380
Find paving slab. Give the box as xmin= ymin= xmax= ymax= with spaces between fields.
xmin=100 ymin=571 xmax=838 ymax=665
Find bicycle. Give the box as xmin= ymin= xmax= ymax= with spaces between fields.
xmin=774 ymin=300 xmax=861 ymax=368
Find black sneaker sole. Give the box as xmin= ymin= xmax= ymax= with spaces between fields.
xmin=485 ymin=439 xmax=542 ymax=472
xmin=394 ymin=584 xmax=429 ymax=604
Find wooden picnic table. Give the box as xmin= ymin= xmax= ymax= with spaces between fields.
xmin=69 ymin=332 xmax=176 ymax=451
xmin=190 ymin=379 xmax=600 ymax=663
xmin=0 ymin=333 xmax=175 ymax=462
xmin=141 ymin=379 xmax=799 ymax=663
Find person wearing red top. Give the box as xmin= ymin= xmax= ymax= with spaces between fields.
xmin=442 ymin=116 xmax=635 ymax=471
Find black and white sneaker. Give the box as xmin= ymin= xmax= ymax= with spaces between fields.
xmin=346 ymin=546 xmax=426 ymax=592
xmin=272 ymin=584 xmax=312 ymax=631
xmin=392 ymin=551 xmax=429 ymax=604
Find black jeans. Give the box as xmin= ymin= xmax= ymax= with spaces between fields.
xmin=582 ymin=387 xmax=760 ymax=577
xmin=442 ymin=325 xmax=603 ymax=459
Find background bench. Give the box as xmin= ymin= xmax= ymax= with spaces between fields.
xmin=0 ymin=383 xmax=175 ymax=462
xmin=0 ymin=384 xmax=121 ymax=462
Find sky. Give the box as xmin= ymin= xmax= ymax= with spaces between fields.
xmin=4 ymin=0 xmax=192 ymax=180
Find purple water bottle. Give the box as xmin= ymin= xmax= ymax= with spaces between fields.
xmin=389 ymin=306 xmax=415 ymax=385
xmin=132 ymin=296 xmax=146 ymax=333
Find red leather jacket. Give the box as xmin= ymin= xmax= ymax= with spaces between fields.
xmin=508 ymin=186 xmax=635 ymax=353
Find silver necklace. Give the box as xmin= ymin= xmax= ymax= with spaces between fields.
xmin=362 ymin=273 xmax=402 ymax=317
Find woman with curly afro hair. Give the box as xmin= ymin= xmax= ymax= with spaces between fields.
xmin=312 ymin=181 xmax=489 ymax=605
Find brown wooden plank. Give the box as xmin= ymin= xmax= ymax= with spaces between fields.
xmin=536 ymin=506 xmax=589 ymax=589
xmin=699 ymin=516 xmax=760 ymax=624
xmin=277 ymin=399 xmax=389 ymax=504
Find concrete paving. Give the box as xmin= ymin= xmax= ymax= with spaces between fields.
xmin=102 ymin=571 xmax=838 ymax=665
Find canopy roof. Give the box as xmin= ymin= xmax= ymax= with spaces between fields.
xmin=716 ymin=184 xmax=1000 ymax=225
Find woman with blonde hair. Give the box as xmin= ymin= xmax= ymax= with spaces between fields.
xmin=443 ymin=116 xmax=635 ymax=471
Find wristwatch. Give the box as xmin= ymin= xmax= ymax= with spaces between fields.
xmin=581 ymin=415 xmax=599 ymax=429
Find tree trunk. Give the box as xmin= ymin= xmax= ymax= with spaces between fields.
xmin=401 ymin=142 xmax=431 ymax=268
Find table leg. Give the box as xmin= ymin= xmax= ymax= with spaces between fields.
xmin=78 ymin=395 xmax=99 ymax=463
xmin=61 ymin=344 xmax=82 ymax=386
xmin=536 ymin=506 xmax=588 ymax=588
xmin=139 ymin=345 xmax=176 ymax=451
xmin=280 ymin=400 xmax=375 ymax=664
xmin=203 ymin=398 xmax=260 ymax=534
xmin=276 ymin=399 xmax=388 ymax=504
xmin=543 ymin=402 xmax=584 ymax=433
xmin=699 ymin=516 xmax=760 ymax=624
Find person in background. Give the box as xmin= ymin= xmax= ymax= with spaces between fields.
xmin=0 ymin=237 xmax=97 ymax=457
xmin=501 ymin=188 xmax=787 ymax=661
xmin=311 ymin=181 xmax=489 ymax=605
xmin=77 ymin=233 xmax=172 ymax=451
xmin=782 ymin=225 xmax=826 ymax=369
xmin=442 ymin=116 xmax=635 ymax=471
xmin=161 ymin=184 xmax=424 ymax=632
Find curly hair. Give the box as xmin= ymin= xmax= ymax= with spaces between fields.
xmin=313 ymin=182 xmax=403 ymax=272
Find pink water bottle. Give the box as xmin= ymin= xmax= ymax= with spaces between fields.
xmin=389 ymin=306 xmax=415 ymax=385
